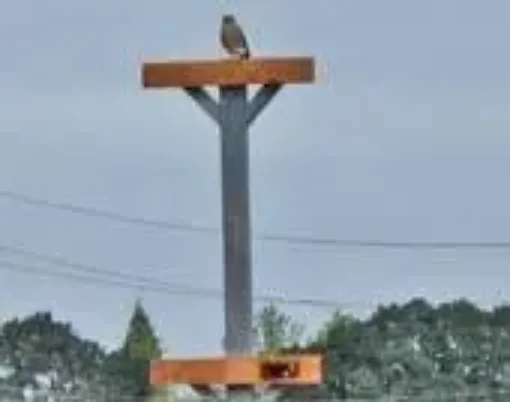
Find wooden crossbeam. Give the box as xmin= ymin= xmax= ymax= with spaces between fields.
xmin=150 ymin=355 xmax=322 ymax=386
xmin=142 ymin=57 xmax=315 ymax=88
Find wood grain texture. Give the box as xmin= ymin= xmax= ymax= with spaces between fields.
xmin=142 ymin=57 xmax=315 ymax=88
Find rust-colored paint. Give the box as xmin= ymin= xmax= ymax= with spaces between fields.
xmin=150 ymin=354 xmax=322 ymax=386
xmin=150 ymin=356 xmax=259 ymax=385
xmin=142 ymin=57 xmax=315 ymax=88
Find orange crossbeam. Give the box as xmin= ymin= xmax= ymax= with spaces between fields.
xmin=142 ymin=57 xmax=315 ymax=88
xmin=150 ymin=354 xmax=322 ymax=386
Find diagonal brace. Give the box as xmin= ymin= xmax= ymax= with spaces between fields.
xmin=245 ymin=84 xmax=282 ymax=126
xmin=184 ymin=87 xmax=220 ymax=124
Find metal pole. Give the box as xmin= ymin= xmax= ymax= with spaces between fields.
xmin=184 ymin=83 xmax=282 ymax=397
xmin=218 ymin=85 xmax=253 ymax=356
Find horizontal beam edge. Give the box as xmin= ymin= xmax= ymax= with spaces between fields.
xmin=141 ymin=56 xmax=315 ymax=88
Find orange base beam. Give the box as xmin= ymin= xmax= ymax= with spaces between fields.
xmin=142 ymin=57 xmax=315 ymax=88
xmin=150 ymin=354 xmax=322 ymax=386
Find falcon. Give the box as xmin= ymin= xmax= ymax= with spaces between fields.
xmin=220 ymin=14 xmax=250 ymax=60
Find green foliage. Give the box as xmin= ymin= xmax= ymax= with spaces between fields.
xmin=310 ymin=298 xmax=510 ymax=400
xmin=103 ymin=299 xmax=162 ymax=399
xmin=122 ymin=299 xmax=162 ymax=361
xmin=0 ymin=311 xmax=106 ymax=399
xmin=255 ymin=303 xmax=304 ymax=354
xmin=0 ymin=301 xmax=164 ymax=400
xmin=312 ymin=311 xmax=367 ymax=398
xmin=5 ymin=298 xmax=510 ymax=400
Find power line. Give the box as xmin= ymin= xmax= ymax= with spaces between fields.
xmin=0 ymin=244 xmax=201 ymax=293
xmin=2 ymin=189 xmax=510 ymax=250
xmin=259 ymin=236 xmax=510 ymax=250
xmin=0 ymin=259 xmax=214 ymax=298
xmin=0 ymin=245 xmax=355 ymax=308
xmin=6 ymin=245 xmax=510 ymax=325
xmin=0 ymin=190 xmax=215 ymax=234
xmin=2 ymin=247 xmax=510 ymax=335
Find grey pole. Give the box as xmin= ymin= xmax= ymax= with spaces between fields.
xmin=185 ymin=83 xmax=282 ymax=358
xmin=219 ymin=85 xmax=253 ymax=355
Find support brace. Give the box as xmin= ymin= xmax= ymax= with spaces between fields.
xmin=246 ymin=84 xmax=282 ymax=126
xmin=184 ymin=84 xmax=283 ymax=127
xmin=184 ymin=87 xmax=220 ymax=124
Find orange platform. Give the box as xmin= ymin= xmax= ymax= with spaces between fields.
xmin=150 ymin=354 xmax=322 ymax=386
xmin=142 ymin=57 xmax=315 ymax=88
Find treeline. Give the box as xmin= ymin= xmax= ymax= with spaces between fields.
xmin=276 ymin=298 xmax=510 ymax=400
xmin=2 ymin=298 xmax=510 ymax=400
xmin=0 ymin=300 xmax=162 ymax=401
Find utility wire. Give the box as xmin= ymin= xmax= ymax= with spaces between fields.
xmin=0 ymin=259 xmax=215 ymax=298
xmin=0 ymin=245 xmax=356 ymax=308
xmin=1 ymin=247 xmax=510 ymax=336
xmin=0 ymin=190 xmax=215 ymax=234
xmin=0 ymin=244 xmax=202 ymax=293
xmin=6 ymin=246 xmax=510 ymax=329
xmin=1 ymin=189 xmax=510 ymax=250
xmin=4 ymin=251 xmax=510 ymax=325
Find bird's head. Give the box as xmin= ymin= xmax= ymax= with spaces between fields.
xmin=222 ymin=14 xmax=236 ymax=24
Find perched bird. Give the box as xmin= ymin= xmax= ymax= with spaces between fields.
xmin=220 ymin=14 xmax=250 ymax=60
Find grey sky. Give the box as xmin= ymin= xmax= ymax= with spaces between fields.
xmin=0 ymin=0 xmax=510 ymax=356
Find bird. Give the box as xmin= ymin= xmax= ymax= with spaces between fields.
xmin=220 ymin=14 xmax=250 ymax=60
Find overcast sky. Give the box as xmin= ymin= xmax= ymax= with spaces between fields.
xmin=0 ymin=0 xmax=509 ymax=356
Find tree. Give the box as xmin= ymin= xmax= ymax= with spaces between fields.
xmin=122 ymin=299 xmax=162 ymax=361
xmin=0 ymin=311 xmax=107 ymax=400
xmin=103 ymin=299 xmax=162 ymax=400
xmin=312 ymin=310 xmax=366 ymax=398
xmin=254 ymin=303 xmax=304 ymax=354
